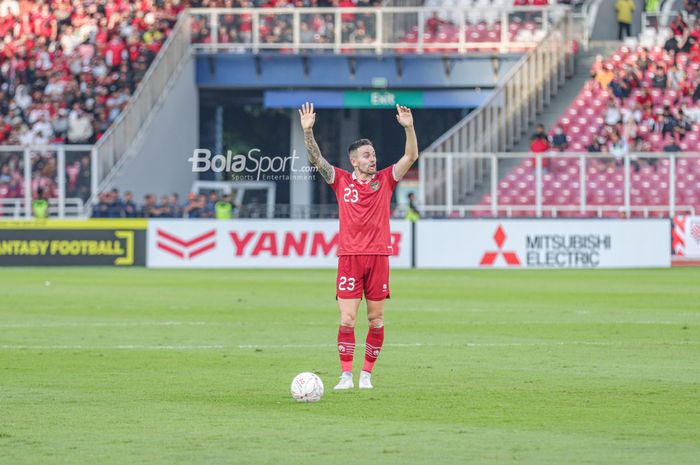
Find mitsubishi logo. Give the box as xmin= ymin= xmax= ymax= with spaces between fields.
xmin=480 ymin=225 xmax=521 ymax=266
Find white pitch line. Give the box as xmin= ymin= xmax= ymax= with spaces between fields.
xmin=3 ymin=341 xmax=697 ymax=351
xmin=0 ymin=345 xmax=224 ymax=350
xmin=0 ymin=321 xmax=208 ymax=329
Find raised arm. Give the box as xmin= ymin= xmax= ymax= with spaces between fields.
xmin=299 ymin=102 xmax=335 ymax=184
xmin=393 ymin=104 xmax=418 ymax=181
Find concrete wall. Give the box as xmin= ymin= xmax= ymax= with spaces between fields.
xmin=106 ymin=56 xmax=199 ymax=202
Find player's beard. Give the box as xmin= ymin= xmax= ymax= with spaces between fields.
xmin=358 ymin=162 xmax=376 ymax=177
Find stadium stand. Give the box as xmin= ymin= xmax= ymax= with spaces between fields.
xmin=0 ymin=0 xmax=393 ymax=207
xmin=477 ymin=12 xmax=700 ymax=218
xmin=2 ymin=0 xmax=562 ymax=214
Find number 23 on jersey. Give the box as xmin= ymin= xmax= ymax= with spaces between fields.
xmin=343 ymin=187 xmax=358 ymax=203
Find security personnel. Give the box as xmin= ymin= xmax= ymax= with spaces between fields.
xmin=215 ymin=194 xmax=234 ymax=219
xmin=32 ymin=188 xmax=49 ymax=219
xmin=406 ymin=192 xmax=420 ymax=222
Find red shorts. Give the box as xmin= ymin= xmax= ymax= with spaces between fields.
xmin=336 ymin=255 xmax=390 ymax=300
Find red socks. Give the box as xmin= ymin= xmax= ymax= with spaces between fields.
xmin=363 ymin=326 xmax=384 ymax=373
xmin=338 ymin=325 xmax=385 ymax=373
xmin=337 ymin=325 xmax=355 ymax=373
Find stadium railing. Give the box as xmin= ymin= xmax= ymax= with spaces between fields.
xmin=0 ymin=145 xmax=94 ymax=218
xmin=418 ymin=151 xmax=700 ymax=218
xmin=189 ymin=5 xmax=566 ymax=54
xmin=420 ymin=9 xmax=573 ymax=210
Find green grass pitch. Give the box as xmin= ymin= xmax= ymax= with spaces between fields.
xmin=1 ymin=267 xmax=699 ymax=464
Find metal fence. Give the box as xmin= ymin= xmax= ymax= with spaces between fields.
xmin=419 ymin=151 xmax=700 ymax=218
xmin=0 ymin=145 xmax=93 ymax=218
xmin=190 ymin=5 xmax=568 ymax=54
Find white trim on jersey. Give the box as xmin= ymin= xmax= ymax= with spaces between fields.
xmin=392 ymin=163 xmax=402 ymax=182
xmin=351 ymin=170 xmax=376 ymax=185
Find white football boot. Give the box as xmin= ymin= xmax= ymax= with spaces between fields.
xmin=333 ymin=371 xmax=354 ymax=390
xmin=359 ymin=370 xmax=373 ymax=389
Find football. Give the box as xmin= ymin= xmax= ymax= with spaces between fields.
xmin=290 ymin=372 xmax=324 ymax=403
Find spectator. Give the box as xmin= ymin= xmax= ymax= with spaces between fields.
xmin=184 ymin=192 xmax=203 ymax=218
xmin=668 ymin=63 xmax=686 ymax=89
xmin=170 ymin=193 xmax=183 ymax=218
xmin=215 ymin=194 xmax=234 ymax=219
xmin=141 ymin=194 xmax=161 ymax=217
xmin=670 ymin=13 xmax=688 ymax=37
xmin=106 ymin=191 xmax=123 ymax=217
xmin=608 ymin=133 xmax=629 ymax=166
xmin=616 ymin=0 xmax=634 ymax=41
xmin=651 ymin=67 xmax=667 ymax=89
xmin=68 ymin=108 xmax=94 ymax=143
xmin=604 ymin=100 xmax=622 ymax=126
xmin=551 ymin=125 xmax=568 ymax=151
xmin=122 ymin=191 xmax=138 ymax=217
xmin=661 ymin=107 xmax=679 ymax=137
xmin=529 ymin=124 xmax=550 ymax=171
xmin=204 ymin=191 xmax=218 ymax=218
xmin=159 ymin=194 xmax=173 ymax=217
xmin=92 ymin=192 xmax=110 ymax=218
xmin=622 ymin=100 xmax=642 ymax=123
xmin=0 ymin=164 xmax=11 ymax=184
xmin=610 ymin=72 xmax=631 ymax=101
xmin=674 ymin=109 xmax=691 ymax=139
xmin=594 ymin=63 xmax=615 ymax=89
xmin=685 ymin=100 xmax=700 ymax=123
xmin=586 ymin=136 xmax=605 ymax=153
xmin=663 ymin=134 xmax=682 ymax=152
xmin=636 ymin=88 xmax=653 ymax=107
xmin=636 ymin=47 xmax=651 ymax=71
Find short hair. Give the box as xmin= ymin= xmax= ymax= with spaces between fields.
xmin=348 ymin=138 xmax=373 ymax=156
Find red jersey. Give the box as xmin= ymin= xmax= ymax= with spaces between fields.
xmin=330 ymin=165 xmax=399 ymax=256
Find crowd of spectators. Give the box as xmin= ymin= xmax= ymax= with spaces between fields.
xmin=529 ymin=13 xmax=700 ymax=174
xmin=91 ymin=188 xmax=240 ymax=218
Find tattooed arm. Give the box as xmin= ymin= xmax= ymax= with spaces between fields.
xmin=299 ymin=102 xmax=335 ymax=184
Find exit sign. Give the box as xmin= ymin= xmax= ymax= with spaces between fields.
xmin=343 ymin=91 xmax=424 ymax=108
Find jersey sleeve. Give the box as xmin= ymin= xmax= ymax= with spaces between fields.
xmin=330 ymin=166 xmax=350 ymax=192
xmin=380 ymin=164 xmax=400 ymax=191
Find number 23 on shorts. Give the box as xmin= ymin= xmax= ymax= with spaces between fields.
xmin=338 ymin=276 xmax=356 ymax=291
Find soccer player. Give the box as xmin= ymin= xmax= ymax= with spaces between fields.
xmin=299 ymin=102 xmax=418 ymax=390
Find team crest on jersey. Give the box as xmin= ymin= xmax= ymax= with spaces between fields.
xmin=370 ymin=181 xmax=380 ymax=190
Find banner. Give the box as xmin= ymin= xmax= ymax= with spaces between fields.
xmin=147 ymin=220 xmax=412 ymax=268
xmin=0 ymin=220 xmax=147 ymax=266
xmin=672 ymin=215 xmax=700 ymax=258
xmin=416 ymin=220 xmax=670 ymax=268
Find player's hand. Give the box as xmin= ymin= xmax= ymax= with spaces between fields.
xmin=299 ymin=102 xmax=316 ymax=131
xmin=396 ymin=104 xmax=413 ymax=128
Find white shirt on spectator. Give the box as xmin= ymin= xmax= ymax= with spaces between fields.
xmin=0 ymin=0 xmax=19 ymax=18
xmin=13 ymin=86 xmax=31 ymax=110
xmin=686 ymin=104 xmax=700 ymax=124
xmin=605 ymin=107 xmax=622 ymax=126
xmin=68 ymin=114 xmax=94 ymax=143
xmin=60 ymin=32 xmax=82 ymax=55
xmin=621 ymin=107 xmax=642 ymax=124
xmin=32 ymin=121 xmax=54 ymax=145
xmin=45 ymin=80 xmax=65 ymax=97
xmin=609 ymin=139 xmax=629 ymax=161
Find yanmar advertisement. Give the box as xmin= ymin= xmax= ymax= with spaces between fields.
xmin=416 ymin=220 xmax=670 ymax=269
xmin=147 ymin=220 xmax=412 ymax=268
